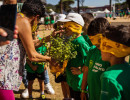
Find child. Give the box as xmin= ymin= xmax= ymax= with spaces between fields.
xmin=80 ymin=17 xmax=110 ymax=100
xmin=54 ymin=15 xmax=71 ymax=99
xmin=22 ymin=33 xmax=55 ymax=99
xmin=25 ymin=37 xmax=47 ymax=99
xmin=44 ymin=14 xmax=50 ymax=30
xmin=60 ymin=13 xmax=90 ymax=100
xmin=70 ymin=13 xmax=94 ymax=81
xmin=52 ymin=14 xmax=71 ymax=99
xmin=50 ymin=14 xmax=55 ymax=29
xmin=100 ymin=25 xmax=130 ymax=100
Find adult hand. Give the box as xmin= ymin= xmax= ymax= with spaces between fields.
xmin=81 ymin=92 xmax=87 ymax=100
xmin=4 ymin=0 xmax=17 ymax=4
xmin=0 ymin=26 xmax=18 ymax=46
xmin=71 ymin=67 xmax=82 ymax=75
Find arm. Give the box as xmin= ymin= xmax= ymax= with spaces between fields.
xmin=33 ymin=35 xmax=51 ymax=48
xmin=16 ymin=17 xmax=51 ymax=62
xmin=80 ymin=66 xmax=88 ymax=100
xmin=33 ymin=29 xmax=65 ymax=48
xmin=26 ymin=59 xmax=38 ymax=71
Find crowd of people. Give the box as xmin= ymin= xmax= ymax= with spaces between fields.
xmin=105 ymin=8 xmax=130 ymax=19
xmin=44 ymin=14 xmax=55 ymax=30
xmin=0 ymin=0 xmax=130 ymax=100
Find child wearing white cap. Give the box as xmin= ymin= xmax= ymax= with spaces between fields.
xmin=52 ymin=14 xmax=71 ymax=99
xmin=59 ymin=13 xmax=91 ymax=100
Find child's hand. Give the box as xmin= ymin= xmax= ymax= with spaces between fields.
xmin=31 ymin=65 xmax=38 ymax=71
xmin=52 ymin=29 xmax=65 ymax=37
xmin=71 ymin=67 xmax=82 ymax=75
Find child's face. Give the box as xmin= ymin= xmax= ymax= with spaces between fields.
xmin=101 ymin=51 xmax=112 ymax=62
xmin=65 ymin=27 xmax=73 ymax=36
xmin=57 ymin=22 xmax=64 ymax=29
xmin=64 ymin=23 xmax=73 ymax=36
xmin=64 ymin=21 xmax=82 ymax=37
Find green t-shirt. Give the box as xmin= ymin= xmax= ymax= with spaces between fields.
xmin=51 ymin=20 xmax=55 ymax=24
xmin=44 ymin=16 xmax=50 ymax=25
xmin=25 ymin=40 xmax=47 ymax=74
xmin=100 ymin=62 xmax=130 ymax=100
xmin=66 ymin=35 xmax=90 ymax=91
xmin=81 ymin=33 xmax=93 ymax=46
xmin=85 ymin=46 xmax=110 ymax=100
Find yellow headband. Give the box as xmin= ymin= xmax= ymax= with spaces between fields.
xmin=64 ymin=22 xmax=82 ymax=34
xmin=88 ymin=34 xmax=102 ymax=46
xmin=100 ymin=37 xmax=130 ymax=57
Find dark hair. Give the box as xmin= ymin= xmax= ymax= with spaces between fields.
xmin=104 ymin=25 xmax=130 ymax=47
xmin=81 ymin=13 xmax=94 ymax=25
xmin=21 ymin=0 xmax=45 ymax=18
xmin=87 ymin=17 xmax=110 ymax=36
xmin=50 ymin=15 xmax=54 ymax=20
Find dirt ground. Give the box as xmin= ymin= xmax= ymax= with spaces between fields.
xmin=14 ymin=18 xmax=130 ymax=100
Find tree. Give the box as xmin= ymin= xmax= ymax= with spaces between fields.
xmin=60 ymin=0 xmax=63 ymax=13
xmin=126 ymin=0 xmax=130 ymax=7
xmin=110 ymin=0 xmax=122 ymax=12
xmin=56 ymin=0 xmax=74 ymax=13
xmin=110 ymin=0 xmax=112 ymax=12
xmin=62 ymin=0 xmax=74 ymax=12
xmin=46 ymin=3 xmax=56 ymax=12
xmin=80 ymin=0 xmax=85 ymax=7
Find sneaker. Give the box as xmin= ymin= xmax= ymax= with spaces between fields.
xmin=21 ymin=88 xmax=29 ymax=98
xmin=45 ymin=83 xmax=55 ymax=94
xmin=41 ymin=94 xmax=46 ymax=100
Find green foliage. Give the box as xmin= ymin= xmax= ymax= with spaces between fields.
xmin=49 ymin=35 xmax=77 ymax=63
xmin=115 ymin=0 xmax=122 ymax=2
xmin=55 ymin=0 xmax=75 ymax=13
xmin=46 ymin=3 xmax=56 ymax=12
xmin=115 ymin=1 xmax=128 ymax=9
xmin=62 ymin=0 xmax=74 ymax=12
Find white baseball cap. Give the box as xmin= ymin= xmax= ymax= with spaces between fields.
xmin=55 ymin=14 xmax=66 ymax=23
xmin=60 ymin=13 xmax=84 ymax=26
